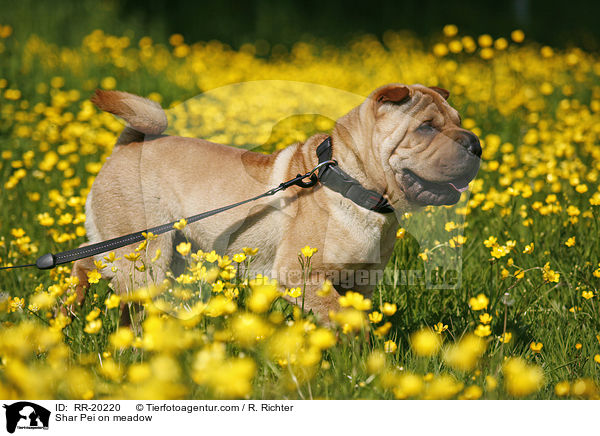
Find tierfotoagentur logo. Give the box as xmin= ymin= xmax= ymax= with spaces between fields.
xmin=2 ymin=402 xmax=50 ymax=434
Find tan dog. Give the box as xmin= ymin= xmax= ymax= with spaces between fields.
xmin=72 ymin=84 xmax=481 ymax=322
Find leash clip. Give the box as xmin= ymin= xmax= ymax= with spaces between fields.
xmin=308 ymin=159 xmax=337 ymax=178
xmin=293 ymin=159 xmax=338 ymax=188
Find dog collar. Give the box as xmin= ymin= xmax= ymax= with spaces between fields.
xmin=316 ymin=137 xmax=394 ymax=214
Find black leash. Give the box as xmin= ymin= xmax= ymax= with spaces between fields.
xmin=1 ymin=136 xmax=395 ymax=272
xmin=0 ymin=263 xmax=36 ymax=271
xmin=1 ymin=157 xmax=337 ymax=272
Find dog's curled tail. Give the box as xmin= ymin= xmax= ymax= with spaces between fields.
xmin=91 ymin=89 xmax=168 ymax=137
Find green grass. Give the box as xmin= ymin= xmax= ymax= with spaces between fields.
xmin=1 ymin=15 xmax=600 ymax=399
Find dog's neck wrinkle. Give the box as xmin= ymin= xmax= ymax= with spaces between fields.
xmin=331 ymin=126 xmax=387 ymax=194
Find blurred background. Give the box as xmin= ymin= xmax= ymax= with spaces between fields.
xmin=3 ymin=0 xmax=600 ymax=50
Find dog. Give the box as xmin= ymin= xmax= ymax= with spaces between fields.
xmin=71 ymin=83 xmax=481 ymax=323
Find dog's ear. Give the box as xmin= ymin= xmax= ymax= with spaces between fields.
xmin=429 ymin=86 xmax=450 ymax=100
xmin=374 ymin=85 xmax=411 ymax=104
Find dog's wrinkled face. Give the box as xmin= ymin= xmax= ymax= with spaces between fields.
xmin=370 ymin=84 xmax=481 ymax=207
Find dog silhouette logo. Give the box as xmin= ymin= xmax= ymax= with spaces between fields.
xmin=3 ymin=402 xmax=50 ymax=433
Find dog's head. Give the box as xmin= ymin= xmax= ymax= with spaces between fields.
xmin=336 ymin=83 xmax=481 ymax=208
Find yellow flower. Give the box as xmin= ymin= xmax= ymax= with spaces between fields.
xmin=478 ymin=313 xmax=492 ymax=324
xmin=474 ymin=324 xmax=491 ymax=337
xmin=459 ymin=385 xmax=483 ymax=400
xmin=554 ymin=381 xmax=570 ymax=397
xmin=530 ymin=342 xmax=543 ymax=353
xmin=37 ymin=212 xmax=55 ymax=226
xmin=205 ymin=250 xmax=219 ymax=263
xmin=433 ymin=322 xmax=448 ymax=334
xmin=11 ymin=228 xmax=26 ymax=238
xmin=443 ymin=24 xmax=458 ymax=37
xmin=368 ymin=311 xmax=383 ymax=324
xmin=103 ymin=252 xmax=121 ymax=263
xmin=339 ymin=291 xmax=371 ymax=311
xmin=594 ymin=354 xmax=600 ymax=365
xmin=444 ymin=221 xmax=457 ymax=232
xmin=485 ymin=375 xmax=498 ymax=391
xmin=29 ymin=292 xmax=55 ymax=310
xmin=232 ymin=253 xmax=246 ymax=263
xmin=104 ymin=294 xmax=120 ymax=309
xmin=469 ymin=293 xmax=489 ymax=311
xmin=510 ymin=29 xmax=525 ymax=43
xmin=422 ymin=374 xmax=463 ymax=399
xmin=300 ymin=245 xmax=317 ymax=258
xmin=309 ymin=328 xmax=336 ymax=350
xmin=248 ymin=277 xmax=280 ymax=313
xmin=503 ymin=357 xmax=544 ymax=397
xmin=366 ymin=351 xmax=386 ymax=374
xmin=204 ymin=295 xmax=237 ymax=317
xmin=490 ymin=245 xmax=509 ymax=259
xmin=286 ymin=287 xmax=302 ymax=298
xmin=329 ymin=308 xmax=368 ymax=333
xmin=449 ymin=235 xmax=466 ymax=248
xmin=151 ymin=249 xmax=162 ymax=262
xmin=216 ymin=256 xmax=231 ymax=268
xmin=373 ymin=322 xmax=392 ymax=337
xmin=582 ymin=290 xmax=594 ymax=300
xmin=565 ymin=237 xmax=576 ymax=247
xmin=384 ymin=340 xmax=397 ymax=354
xmin=523 ymin=242 xmax=534 ymax=254
xmin=135 ymin=240 xmax=147 ymax=252
xmin=93 ymin=260 xmax=107 ymax=271
xmin=381 ymin=302 xmax=397 ymax=316
xmin=242 ymin=247 xmax=259 ymax=256
xmin=394 ymin=373 xmax=425 ymax=399
xmin=231 ymin=313 xmax=273 ymax=347
xmin=175 ymin=242 xmax=191 ymax=256
xmin=410 ymin=328 xmax=441 ymax=357
xmin=219 ymin=265 xmax=236 ymax=280
xmin=396 ymin=227 xmax=406 ymax=239
xmin=142 ymin=231 xmax=158 ymax=240
xmin=575 ymin=343 xmax=582 ymax=350
xmin=124 ymin=252 xmax=141 ymax=262
xmin=173 ymin=218 xmax=187 ymax=230
xmin=542 ymin=263 xmax=560 ymax=283
xmin=483 ymin=236 xmax=497 ymax=248
xmin=8 ymin=297 xmax=25 ymax=312
xmin=110 ymin=327 xmax=134 ymax=348
xmin=443 ymin=334 xmax=486 ymax=371
xmin=84 ymin=319 xmax=102 ymax=334
xmin=316 ymin=280 xmax=333 ymax=297
xmin=498 ymin=332 xmax=512 ymax=343
xmin=432 ymin=43 xmax=448 ymax=57
xmin=87 ymin=269 xmax=102 ymax=284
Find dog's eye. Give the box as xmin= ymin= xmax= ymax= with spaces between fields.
xmin=417 ymin=120 xmax=436 ymax=133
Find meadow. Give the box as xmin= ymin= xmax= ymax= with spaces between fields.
xmin=1 ymin=22 xmax=600 ymax=399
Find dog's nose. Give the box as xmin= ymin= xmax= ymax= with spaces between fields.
xmin=459 ymin=131 xmax=482 ymax=157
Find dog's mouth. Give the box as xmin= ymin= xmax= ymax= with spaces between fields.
xmin=398 ymin=169 xmax=472 ymax=206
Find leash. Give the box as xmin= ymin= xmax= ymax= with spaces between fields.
xmin=1 ymin=136 xmax=394 ymax=272
xmin=1 ymin=157 xmax=336 ymax=272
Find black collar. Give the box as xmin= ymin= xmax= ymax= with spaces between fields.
xmin=316 ymin=137 xmax=394 ymax=214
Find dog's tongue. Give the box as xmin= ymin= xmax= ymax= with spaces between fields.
xmin=449 ymin=182 xmax=469 ymax=193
